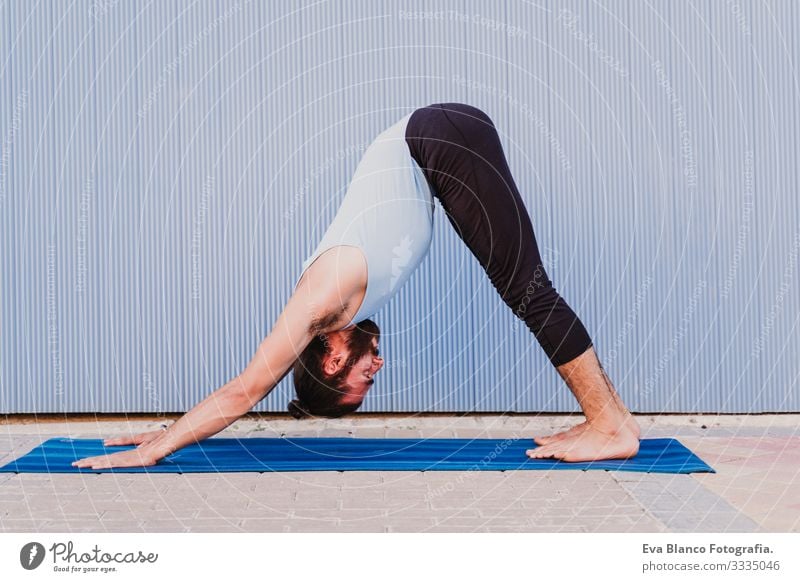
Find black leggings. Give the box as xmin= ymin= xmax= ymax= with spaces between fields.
xmin=405 ymin=103 xmax=592 ymax=367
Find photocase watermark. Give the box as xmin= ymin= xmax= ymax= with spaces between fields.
xmin=720 ymin=150 xmax=754 ymax=299
xmin=20 ymin=542 xmax=46 ymax=570
xmin=390 ymin=234 xmax=414 ymax=291
xmin=87 ymin=0 xmax=120 ymax=21
xmin=381 ymin=358 xmax=406 ymax=370
xmin=427 ymin=436 xmax=518 ymax=501
xmin=398 ymin=10 xmax=529 ymax=39
xmin=512 ymin=264 xmax=550 ymax=324
xmin=751 ymin=229 xmax=800 ymax=360
xmin=640 ymin=279 xmax=707 ymax=397
xmin=137 ymin=1 xmax=247 ymax=118
xmin=652 ymin=61 xmax=697 ymax=192
xmin=726 ymin=0 xmax=752 ymax=36
xmin=604 ymin=275 xmax=654 ymax=366
xmin=142 ymin=371 xmax=163 ymax=415
xmin=75 ymin=174 xmax=94 ymax=295
xmin=509 ymin=247 xmax=559 ymax=332
xmin=452 ymin=75 xmax=572 ymax=172
xmin=23 ymin=539 xmax=159 ymax=574
xmin=556 ymin=9 xmax=629 ymax=77
xmin=283 ymin=142 xmax=367 ymax=225
xmin=523 ymin=488 xmax=570 ymax=527
xmin=0 ymin=89 xmax=28 ymax=205
xmin=190 ymin=175 xmax=214 ymax=301
xmin=47 ymin=244 xmax=64 ymax=398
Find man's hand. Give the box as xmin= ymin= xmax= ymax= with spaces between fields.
xmin=68 ymin=263 xmax=332 ymax=470
xmin=71 ymin=445 xmax=161 ymax=470
xmin=103 ymin=429 xmax=165 ymax=447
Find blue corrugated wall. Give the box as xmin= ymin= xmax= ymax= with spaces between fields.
xmin=1 ymin=1 xmax=798 ymax=413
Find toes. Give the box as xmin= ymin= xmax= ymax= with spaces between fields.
xmin=533 ymin=432 xmax=571 ymax=446
xmin=546 ymin=448 xmax=568 ymax=460
xmin=526 ymin=445 xmax=554 ymax=459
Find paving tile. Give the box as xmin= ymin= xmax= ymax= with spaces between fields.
xmin=339 ymin=471 xmax=386 ymax=486
xmin=267 ymin=472 xmax=343 ymax=487
xmin=236 ymin=518 xmax=294 ymax=532
xmin=349 ymin=428 xmax=389 ymax=438
xmin=281 ymin=522 xmax=343 ymax=533
xmin=315 ymin=429 xmax=356 ymax=438
xmin=195 ymin=504 xmax=290 ymax=520
xmin=331 ymin=519 xmax=389 ymax=533
xmin=1 ymin=418 xmax=798 ymax=533
xmin=247 ymin=492 xmax=296 ymax=507
xmin=429 ymin=497 xmax=481 ymax=510
xmin=379 ymin=483 xmax=429 ymax=495
xmin=417 ymin=429 xmax=458 ymax=439
xmin=87 ymin=520 xmax=145 ymax=533
xmin=195 ymin=491 xmax=251 ymax=507
xmin=381 ymin=497 xmax=429 ymax=511
xmin=571 ymin=504 xmax=645 ymax=517
xmin=288 ymin=509 xmax=347 ymax=521
xmin=484 ymin=525 xmax=588 ymax=533
xmin=331 ymin=508 xmax=389 ymax=523
xmin=0 ymin=518 xmax=50 ymax=532
xmin=185 ymin=519 xmax=246 ymax=532
xmin=292 ymin=492 xmax=341 ymax=510
xmin=25 ymin=523 xmax=96 ymax=533
xmin=385 ymin=519 xmax=439 ymax=532
xmin=0 ymin=524 xmax=47 ymax=532
xmin=385 ymin=507 xmax=477 ymax=520
xmin=133 ymin=521 xmax=191 ymax=532
xmin=385 ymin=427 xmax=423 ymax=439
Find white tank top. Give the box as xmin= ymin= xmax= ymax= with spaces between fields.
xmin=294 ymin=112 xmax=435 ymax=329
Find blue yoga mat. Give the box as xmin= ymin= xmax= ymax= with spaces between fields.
xmin=0 ymin=437 xmax=713 ymax=474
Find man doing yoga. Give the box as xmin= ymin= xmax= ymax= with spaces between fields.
xmin=73 ymin=103 xmax=640 ymax=469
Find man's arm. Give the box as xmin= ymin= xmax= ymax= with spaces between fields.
xmin=71 ymin=274 xmax=356 ymax=469
xmin=141 ymin=278 xmax=355 ymax=460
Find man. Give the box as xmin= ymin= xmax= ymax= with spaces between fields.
xmin=73 ymin=103 xmax=639 ymax=470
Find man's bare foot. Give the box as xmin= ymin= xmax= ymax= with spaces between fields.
xmin=533 ymin=421 xmax=590 ymax=446
xmin=534 ymin=414 xmax=641 ymax=446
xmin=526 ymin=422 xmax=640 ymax=462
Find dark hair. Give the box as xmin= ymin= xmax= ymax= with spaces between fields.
xmin=289 ymin=318 xmax=380 ymax=419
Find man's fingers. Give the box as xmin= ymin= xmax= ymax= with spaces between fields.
xmin=104 ymin=437 xmax=130 ymax=446
xmin=104 ymin=435 xmax=142 ymax=446
xmin=71 ymin=457 xmax=99 ymax=468
xmin=72 ymin=450 xmax=156 ymax=470
xmin=74 ymin=459 xmax=109 ymax=469
xmin=105 ymin=430 xmax=160 ymax=446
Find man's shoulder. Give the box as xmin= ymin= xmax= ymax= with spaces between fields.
xmin=293 ymin=245 xmax=367 ymax=332
xmin=298 ymin=245 xmax=367 ymax=294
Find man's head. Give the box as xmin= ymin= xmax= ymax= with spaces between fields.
xmin=289 ymin=318 xmax=384 ymax=418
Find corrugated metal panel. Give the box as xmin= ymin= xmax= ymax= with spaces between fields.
xmin=709 ymin=0 xmax=760 ymax=414
xmin=1 ymin=0 xmax=798 ymax=414
xmin=748 ymin=0 xmax=800 ymax=413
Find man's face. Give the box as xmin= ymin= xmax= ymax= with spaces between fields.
xmin=320 ymin=320 xmax=383 ymax=409
xmin=341 ymin=336 xmax=384 ymax=406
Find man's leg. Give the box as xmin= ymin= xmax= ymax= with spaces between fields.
xmin=405 ymin=103 xmax=639 ymax=461
xmin=538 ymin=347 xmax=638 ymax=444
xmin=528 ymin=345 xmax=640 ymax=461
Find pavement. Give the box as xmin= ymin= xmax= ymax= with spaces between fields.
xmin=0 ymin=414 xmax=798 ymax=533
